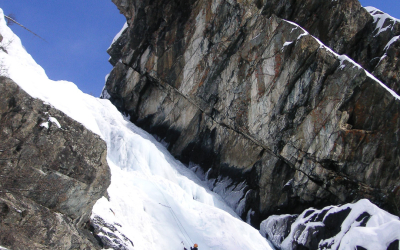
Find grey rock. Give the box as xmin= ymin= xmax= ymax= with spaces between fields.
xmin=0 ymin=76 xmax=111 ymax=249
xmin=105 ymin=0 xmax=400 ymax=226
xmin=0 ymin=193 xmax=98 ymax=250
xmin=91 ymin=215 xmax=134 ymax=250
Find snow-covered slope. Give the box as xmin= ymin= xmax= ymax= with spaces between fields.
xmin=0 ymin=8 xmax=273 ymax=250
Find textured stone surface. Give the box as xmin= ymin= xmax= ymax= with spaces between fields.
xmin=0 ymin=193 xmax=99 ymax=250
xmin=105 ymin=0 xmax=400 ymax=226
xmin=260 ymin=0 xmax=400 ymax=94
xmin=259 ymin=214 xmax=298 ymax=248
xmin=0 ymin=76 xmax=110 ymax=249
xmin=91 ymin=215 xmax=134 ymax=250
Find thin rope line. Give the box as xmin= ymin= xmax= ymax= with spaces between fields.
xmin=169 ymin=203 xmax=194 ymax=245
xmin=153 ymin=181 xmax=195 ymax=247
xmin=158 ymin=185 xmax=193 ymax=246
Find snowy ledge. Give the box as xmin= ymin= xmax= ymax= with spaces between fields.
xmin=109 ymin=21 xmax=128 ymax=49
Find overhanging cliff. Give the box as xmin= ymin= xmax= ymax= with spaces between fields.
xmin=104 ymin=0 xmax=400 ymax=226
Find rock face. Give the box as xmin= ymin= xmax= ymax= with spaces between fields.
xmin=0 ymin=76 xmax=111 ymax=249
xmin=260 ymin=199 xmax=400 ymax=250
xmin=105 ymin=0 xmax=400 ymax=226
xmin=261 ymin=0 xmax=400 ymax=95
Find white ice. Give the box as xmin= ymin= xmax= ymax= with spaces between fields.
xmin=0 ymin=8 xmax=273 ymax=250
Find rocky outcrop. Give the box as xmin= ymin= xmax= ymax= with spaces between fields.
xmin=0 ymin=76 xmax=111 ymax=249
xmin=105 ymin=0 xmax=400 ymax=227
xmin=91 ymin=215 xmax=134 ymax=250
xmin=260 ymin=199 xmax=400 ymax=250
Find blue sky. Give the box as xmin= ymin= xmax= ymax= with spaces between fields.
xmin=0 ymin=0 xmax=125 ymax=96
xmin=0 ymin=1 xmax=398 ymax=96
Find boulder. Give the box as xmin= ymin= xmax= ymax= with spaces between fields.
xmin=0 ymin=76 xmax=111 ymax=249
xmin=260 ymin=199 xmax=400 ymax=250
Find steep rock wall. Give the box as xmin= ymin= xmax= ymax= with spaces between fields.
xmin=0 ymin=77 xmax=111 ymax=249
xmin=105 ymin=0 xmax=400 ymax=226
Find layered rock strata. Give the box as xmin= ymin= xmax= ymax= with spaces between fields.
xmin=105 ymin=0 xmax=400 ymax=226
xmin=261 ymin=0 xmax=400 ymax=95
xmin=0 ymin=76 xmax=111 ymax=249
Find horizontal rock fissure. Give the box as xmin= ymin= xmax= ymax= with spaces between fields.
xmin=124 ymin=63 xmax=353 ymax=205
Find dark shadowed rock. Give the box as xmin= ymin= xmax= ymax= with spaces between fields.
xmin=387 ymin=240 xmax=399 ymax=250
xmin=0 ymin=76 xmax=111 ymax=249
xmin=105 ymin=0 xmax=400 ymax=227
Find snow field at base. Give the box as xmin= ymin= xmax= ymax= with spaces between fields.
xmin=0 ymin=8 xmax=273 ymax=250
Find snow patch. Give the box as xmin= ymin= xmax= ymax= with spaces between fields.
xmin=290 ymin=26 xmax=299 ymax=33
xmin=365 ymin=6 xmax=400 ymax=36
xmin=281 ymin=41 xmax=293 ymax=51
xmin=49 ymin=117 xmax=61 ymax=128
xmin=384 ymin=35 xmax=400 ymax=51
xmin=40 ymin=117 xmax=61 ymax=129
xmin=40 ymin=122 xmax=49 ymax=129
